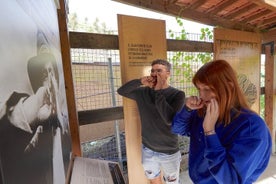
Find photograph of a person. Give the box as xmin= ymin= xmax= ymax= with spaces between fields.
xmin=0 ymin=1 xmax=72 ymax=184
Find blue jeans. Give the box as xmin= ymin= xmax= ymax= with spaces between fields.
xmin=142 ymin=145 xmax=181 ymax=184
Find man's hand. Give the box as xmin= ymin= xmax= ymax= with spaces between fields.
xmin=153 ymin=73 xmax=167 ymax=90
xmin=141 ymin=76 xmax=157 ymax=88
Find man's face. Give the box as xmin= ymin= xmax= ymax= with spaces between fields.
xmin=42 ymin=62 xmax=55 ymax=87
xmin=150 ymin=64 xmax=170 ymax=84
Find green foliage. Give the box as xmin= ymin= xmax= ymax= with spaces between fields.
xmin=168 ymin=17 xmax=213 ymax=95
xmin=260 ymin=94 xmax=265 ymax=118
xmin=68 ymin=12 xmax=115 ymax=63
xmin=67 ymin=12 xmax=112 ymax=33
xmin=200 ymin=27 xmax=213 ymax=41
xmin=68 ymin=12 xmax=78 ymax=30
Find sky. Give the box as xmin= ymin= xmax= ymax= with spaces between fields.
xmin=68 ymin=0 xmax=213 ymax=34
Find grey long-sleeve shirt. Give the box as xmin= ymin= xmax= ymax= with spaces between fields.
xmin=117 ymin=79 xmax=185 ymax=154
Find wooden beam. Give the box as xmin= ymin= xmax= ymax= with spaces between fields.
xmin=78 ymin=107 xmax=124 ymax=125
xmin=167 ymin=39 xmax=213 ymax=52
xmin=241 ymin=9 xmax=272 ymax=23
xmin=69 ymin=32 xmax=118 ymax=49
xmin=69 ymin=32 xmax=213 ymax=52
xmin=253 ymin=0 xmax=276 ymax=12
xmin=259 ymin=16 xmax=276 ymax=29
xmin=224 ymin=4 xmax=257 ymax=20
xmin=58 ymin=0 xmax=82 ymax=156
xmin=187 ymin=0 xmax=207 ymax=10
xmin=262 ymin=29 xmax=276 ymax=43
xmin=206 ymin=0 xmax=239 ymax=14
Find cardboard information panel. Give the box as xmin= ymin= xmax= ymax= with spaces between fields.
xmin=117 ymin=14 xmax=167 ymax=184
xmin=214 ymin=28 xmax=261 ymax=112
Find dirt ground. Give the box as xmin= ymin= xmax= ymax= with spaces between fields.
xmin=79 ymin=119 xmax=125 ymax=143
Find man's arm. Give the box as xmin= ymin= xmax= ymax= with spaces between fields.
xmin=117 ymin=79 xmax=142 ymax=99
xmin=155 ymin=90 xmax=185 ymax=122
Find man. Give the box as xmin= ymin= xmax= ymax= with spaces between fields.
xmin=117 ymin=59 xmax=185 ymax=184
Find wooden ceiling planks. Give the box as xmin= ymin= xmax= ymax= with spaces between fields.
xmin=113 ymin=0 xmax=276 ymax=32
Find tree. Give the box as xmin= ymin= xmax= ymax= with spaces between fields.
xmin=67 ymin=12 xmax=113 ymax=34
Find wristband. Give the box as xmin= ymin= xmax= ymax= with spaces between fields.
xmin=204 ymin=130 xmax=216 ymax=136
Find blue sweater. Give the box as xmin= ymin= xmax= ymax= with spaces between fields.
xmin=172 ymin=107 xmax=271 ymax=184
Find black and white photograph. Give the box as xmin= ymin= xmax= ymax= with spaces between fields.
xmin=0 ymin=0 xmax=72 ymax=184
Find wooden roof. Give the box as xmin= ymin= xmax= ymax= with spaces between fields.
xmin=113 ymin=0 xmax=276 ymax=33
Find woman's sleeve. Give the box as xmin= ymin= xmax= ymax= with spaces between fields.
xmin=204 ymin=115 xmax=272 ymax=183
xmin=171 ymin=106 xmax=193 ymax=136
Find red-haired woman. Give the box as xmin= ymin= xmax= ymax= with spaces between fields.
xmin=172 ymin=59 xmax=271 ymax=184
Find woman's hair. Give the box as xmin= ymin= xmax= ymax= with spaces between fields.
xmin=192 ymin=59 xmax=251 ymax=125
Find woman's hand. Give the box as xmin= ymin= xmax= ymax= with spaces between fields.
xmin=203 ymin=98 xmax=219 ymax=132
xmin=185 ymin=96 xmax=204 ymax=110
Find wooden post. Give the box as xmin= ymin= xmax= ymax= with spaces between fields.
xmin=57 ymin=0 xmax=81 ymax=156
xmin=118 ymin=14 xmax=167 ymax=184
xmin=262 ymin=29 xmax=276 ymax=154
xmin=264 ymin=43 xmax=275 ymax=154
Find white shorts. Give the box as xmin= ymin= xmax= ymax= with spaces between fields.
xmin=142 ymin=145 xmax=181 ymax=184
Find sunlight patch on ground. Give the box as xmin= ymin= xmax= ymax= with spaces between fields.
xmin=254 ymin=175 xmax=276 ymax=184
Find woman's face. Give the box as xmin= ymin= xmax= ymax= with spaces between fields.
xmin=196 ymin=82 xmax=216 ymax=106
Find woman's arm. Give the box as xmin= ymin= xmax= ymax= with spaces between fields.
xmin=204 ymin=115 xmax=272 ymax=183
xmin=171 ymin=106 xmax=193 ymax=136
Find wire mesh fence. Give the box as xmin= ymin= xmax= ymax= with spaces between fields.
xmin=71 ymin=49 xmax=122 ymax=110
xmin=71 ymin=49 xmax=209 ymax=110
xmin=70 ymin=32 xmax=214 ymax=175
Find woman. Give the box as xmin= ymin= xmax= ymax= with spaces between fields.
xmin=172 ymin=59 xmax=271 ymax=184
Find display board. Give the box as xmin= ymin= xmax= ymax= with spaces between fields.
xmin=117 ymin=14 xmax=167 ymax=184
xmin=0 ymin=1 xmax=72 ymax=183
xmin=70 ymin=157 xmax=125 ymax=184
xmin=214 ymin=28 xmax=261 ymax=112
